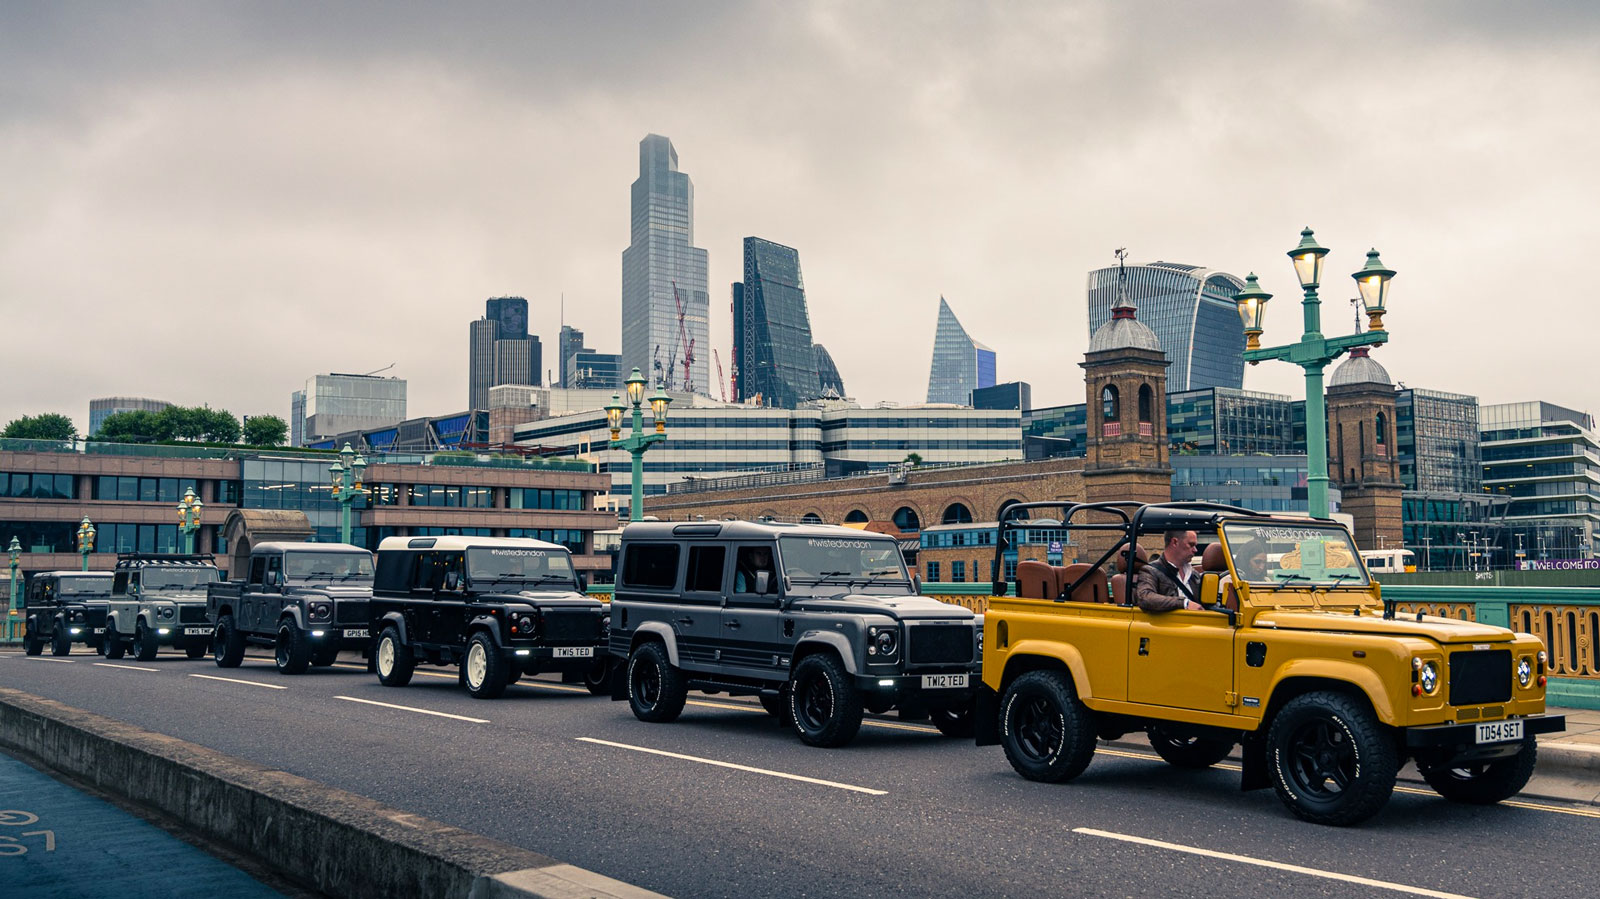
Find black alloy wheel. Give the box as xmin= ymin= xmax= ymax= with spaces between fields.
xmin=998 ymin=670 xmax=1097 ymax=783
xmin=133 ymin=622 xmax=158 ymax=661
xmin=51 ymin=625 xmax=72 ymax=657
xmin=185 ymin=643 xmax=207 ymax=660
xmin=213 ymin=615 xmax=245 ymax=668
xmin=930 ymin=703 xmax=976 ymax=738
xmin=1147 ymin=725 xmax=1235 ymax=769
xmin=104 ymin=632 xmax=126 ymax=659
xmin=1419 ymin=738 xmax=1538 ymax=805
xmin=1266 ymin=691 xmax=1397 ymax=826
xmin=582 ymin=658 xmax=613 ymax=696
xmin=275 ymin=622 xmax=311 ymax=674
xmin=627 ymin=641 xmax=687 ymax=723
xmin=788 ymin=654 xmax=864 ymax=748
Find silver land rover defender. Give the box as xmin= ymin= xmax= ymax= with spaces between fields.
xmin=610 ymin=520 xmax=981 ymax=747
xmin=103 ymin=554 xmax=223 ymax=661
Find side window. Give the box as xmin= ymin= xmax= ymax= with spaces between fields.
xmin=685 ymin=545 xmax=726 ymax=594
xmin=265 ymin=556 xmax=283 ymax=586
xmin=249 ymin=556 xmax=267 ymax=586
xmin=621 ymin=543 xmax=680 ymax=590
xmin=112 ymin=571 xmax=129 ymax=595
xmin=411 ymin=552 xmax=443 ymax=593
xmin=733 ymin=545 xmax=777 ymax=595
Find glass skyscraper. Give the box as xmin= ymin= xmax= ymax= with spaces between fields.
xmin=1085 ymin=261 xmax=1247 ymax=391
xmin=621 ymin=135 xmax=709 ymax=394
xmin=925 ymin=297 xmax=996 ymax=405
xmin=734 ymin=237 xmax=820 ymax=408
xmin=814 ymin=344 xmax=846 ymax=398
xmin=469 ymin=296 xmax=539 ymax=410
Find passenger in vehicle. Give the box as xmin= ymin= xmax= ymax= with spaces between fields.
xmin=1133 ymin=529 xmax=1205 ymax=612
xmin=734 ymin=546 xmax=777 ymax=594
xmin=1217 ymin=544 xmax=1270 ymax=607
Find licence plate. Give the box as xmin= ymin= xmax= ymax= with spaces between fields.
xmin=921 ymin=673 xmax=968 ymax=689
xmin=344 ymin=628 xmax=369 ymax=639
xmin=183 ymin=627 xmax=211 ymax=636
xmin=553 ymin=647 xmax=594 ymax=658
xmin=1475 ymin=719 xmax=1523 ymax=744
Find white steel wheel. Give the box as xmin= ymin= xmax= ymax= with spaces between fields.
xmin=377 ymin=636 xmax=395 ymax=676
xmin=466 ymin=641 xmax=488 ymax=691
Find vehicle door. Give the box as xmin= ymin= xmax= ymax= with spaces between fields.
xmin=432 ymin=551 xmax=469 ymax=649
xmin=243 ymin=555 xmax=268 ymax=632
xmin=406 ymin=551 xmax=443 ymax=646
xmin=1127 ymin=608 xmax=1236 ymax=715
xmin=667 ymin=543 xmax=724 ymax=668
xmin=722 ymin=543 xmax=785 ymax=677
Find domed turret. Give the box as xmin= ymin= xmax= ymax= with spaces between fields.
xmin=1328 ymin=346 xmax=1391 ymax=387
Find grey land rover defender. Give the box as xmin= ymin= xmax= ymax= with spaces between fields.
xmin=103 ymin=554 xmax=223 ymax=661
xmin=609 ymin=520 xmax=981 ymax=747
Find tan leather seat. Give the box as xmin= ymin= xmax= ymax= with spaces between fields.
xmin=1201 ymin=542 xmax=1238 ymax=610
xmin=1110 ymin=544 xmax=1147 ymax=604
xmin=1059 ymin=562 xmax=1108 ymax=604
xmin=1016 ymin=560 xmax=1058 ymax=600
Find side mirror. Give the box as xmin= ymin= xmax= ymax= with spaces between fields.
xmin=912 ymin=574 xmax=923 ymax=594
xmin=576 ymin=572 xmax=588 ymax=592
xmin=755 ymin=570 xmax=771 ymax=595
xmin=1199 ymin=572 xmax=1221 ymax=608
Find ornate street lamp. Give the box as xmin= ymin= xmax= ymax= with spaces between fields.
xmin=329 ymin=442 xmax=370 ymax=545
xmin=177 ymin=487 xmax=203 ymax=554
xmin=1238 ymin=227 xmax=1396 ymax=519
xmin=610 ymin=368 xmax=671 ymax=521
xmin=76 ymin=517 xmax=97 ymax=571
xmin=7 ymin=536 xmax=20 ymax=643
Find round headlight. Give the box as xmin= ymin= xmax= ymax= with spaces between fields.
xmin=872 ymin=628 xmax=898 ymax=657
xmin=517 ymin=614 xmax=536 ymax=635
xmin=159 ymin=607 xmax=175 ymax=619
xmin=1419 ymin=661 xmax=1439 ymax=695
xmin=1517 ymin=657 xmax=1533 ymax=687
xmin=309 ymin=602 xmax=332 ymax=621
xmin=599 ymin=614 xmax=611 ymax=638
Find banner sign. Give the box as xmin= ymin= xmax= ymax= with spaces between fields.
xmin=1519 ymin=559 xmax=1600 ymax=571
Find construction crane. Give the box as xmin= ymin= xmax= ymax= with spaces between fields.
xmin=652 ymin=344 xmax=664 ymax=388
xmin=712 ymin=350 xmax=728 ymax=402
xmin=671 ymin=281 xmax=695 ymax=393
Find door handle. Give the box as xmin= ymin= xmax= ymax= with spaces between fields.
xmin=725 ymin=619 xmax=740 ymax=629
xmin=675 ymin=617 xmax=694 ymax=626
xmin=1138 ymin=637 xmax=1150 ymax=656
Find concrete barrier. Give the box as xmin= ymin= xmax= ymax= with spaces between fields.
xmin=0 ymin=687 xmax=665 ymax=899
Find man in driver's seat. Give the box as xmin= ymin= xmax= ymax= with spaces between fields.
xmin=1133 ymin=529 xmax=1204 ymax=612
xmin=734 ymin=546 xmax=776 ymax=594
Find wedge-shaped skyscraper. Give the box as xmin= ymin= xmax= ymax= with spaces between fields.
xmin=925 ymin=297 xmax=995 ymax=405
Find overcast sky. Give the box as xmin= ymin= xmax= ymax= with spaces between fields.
xmin=4 ymin=1 xmax=1598 ymax=435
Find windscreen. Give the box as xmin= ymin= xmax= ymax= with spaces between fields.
xmin=141 ymin=567 xmax=222 ymax=590
xmin=467 ymin=547 xmax=576 ymax=588
xmin=778 ymin=536 xmax=908 ymax=584
xmin=285 ymin=552 xmax=374 ymax=581
xmin=1221 ymin=523 xmax=1369 ymax=587
xmin=58 ymin=576 xmax=112 ymax=596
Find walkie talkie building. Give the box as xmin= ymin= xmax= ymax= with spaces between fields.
xmin=1085 ymin=261 xmax=1247 ymax=391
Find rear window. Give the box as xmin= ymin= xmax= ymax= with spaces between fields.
xmin=621 ymin=543 xmax=680 ymax=590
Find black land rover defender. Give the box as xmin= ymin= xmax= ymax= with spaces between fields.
xmin=208 ymin=542 xmax=374 ymax=673
xmin=369 ymin=536 xmax=611 ymax=699
xmin=23 ymin=571 xmax=113 ymax=656
xmin=609 ymin=520 xmax=982 ymax=748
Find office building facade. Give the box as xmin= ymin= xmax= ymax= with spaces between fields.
xmin=559 ymin=325 xmax=587 ymax=388
xmin=1086 ymin=261 xmax=1247 ymax=391
xmin=734 ymin=238 xmax=820 ymax=408
xmin=469 ymin=296 xmax=540 ymax=411
xmin=925 ymin=297 xmax=996 ymax=405
xmin=1480 ymin=401 xmax=1599 ymax=562
xmin=88 ymin=397 xmax=171 ymax=437
xmin=296 ymin=373 xmax=407 ymax=446
xmin=814 ymin=345 xmax=846 ymax=398
xmin=621 ymin=135 xmax=709 ymax=394
xmin=567 ymin=352 xmax=625 ymax=391
xmin=973 ymin=382 xmax=1032 ymax=412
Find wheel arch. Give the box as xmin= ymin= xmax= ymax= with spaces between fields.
xmin=793 ymin=631 xmax=856 ymax=674
xmin=377 ymin=611 xmax=408 ymax=645
xmin=466 ymin=616 xmax=503 ymax=646
xmin=1264 ymin=673 xmax=1384 ymax=729
xmin=998 ymin=643 xmax=1091 ymax=700
xmin=629 ymin=622 xmax=680 ymax=666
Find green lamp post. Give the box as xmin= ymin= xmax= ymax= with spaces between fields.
xmin=1237 ymin=227 xmax=1396 ymax=519
xmin=7 ymin=536 xmax=20 ymax=642
xmin=329 ymin=443 xmax=370 ymax=546
xmin=177 ymin=487 xmax=203 ymax=554
xmin=76 ymin=517 xmax=96 ymax=571
xmin=606 ymin=368 xmax=671 ymax=522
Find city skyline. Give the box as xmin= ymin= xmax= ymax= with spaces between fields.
xmin=3 ymin=4 xmax=1599 ymax=434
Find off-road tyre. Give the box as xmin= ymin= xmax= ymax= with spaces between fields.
xmin=104 ymin=633 xmax=127 ymax=659
xmin=1266 ymin=691 xmax=1398 ymax=826
xmin=789 ymin=653 xmax=864 ymax=748
xmin=1419 ymin=737 xmax=1538 ymax=805
xmin=463 ymin=632 xmax=509 ymax=699
xmin=583 ymin=659 xmax=613 ymax=696
xmin=374 ymin=626 xmax=414 ymax=687
xmin=999 ymin=670 xmax=1098 ymax=783
xmin=1148 ymin=725 xmax=1235 ymax=769
xmin=275 ymin=621 xmax=312 ymax=674
xmin=213 ymin=615 xmax=245 ymax=668
xmin=312 ymin=644 xmax=340 ymax=667
xmin=931 ymin=703 xmax=977 ymax=739
xmin=184 ymin=643 xmax=206 ymax=659
xmin=627 ymin=641 xmax=687 ymax=723
xmin=51 ymin=626 xmax=72 ymax=657
xmin=24 ymin=624 xmax=44 ymax=656
xmin=133 ymin=622 xmax=158 ymax=661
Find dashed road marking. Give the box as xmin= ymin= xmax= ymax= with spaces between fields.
xmin=94 ymin=663 xmax=159 ymax=672
xmin=576 ymin=737 xmax=887 ymax=796
xmin=1073 ymin=827 xmax=1477 ymax=899
xmin=189 ymin=674 xmax=287 ymax=690
xmin=333 ymin=695 xmax=489 ymax=723
xmin=26 ymin=657 xmax=75 ymax=663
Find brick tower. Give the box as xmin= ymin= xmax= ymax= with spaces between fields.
xmin=1326 ymin=347 xmax=1404 ymax=550
xmin=1078 ymin=252 xmax=1172 ymax=561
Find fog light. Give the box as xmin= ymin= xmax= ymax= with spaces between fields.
xmin=515 ymin=649 xmax=532 ymax=656
xmin=878 ymin=679 xmax=895 ymax=687
xmin=70 ymin=628 xmax=82 ymax=635
xmin=311 ymin=630 xmax=326 ymax=637
xmin=157 ymin=628 xmax=171 ymax=635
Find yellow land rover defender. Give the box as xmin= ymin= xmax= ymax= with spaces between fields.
xmin=975 ymin=501 xmax=1565 ymax=826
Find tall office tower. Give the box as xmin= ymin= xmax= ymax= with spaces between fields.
xmin=298 ymin=373 xmax=408 ymax=445
xmin=621 ymin=134 xmax=709 ymax=394
xmin=89 ymin=396 xmax=171 ymax=437
xmin=289 ymin=391 xmax=305 ymax=446
xmin=1085 ymin=260 xmax=1247 ymax=391
xmin=559 ymin=325 xmax=588 ymax=388
xmin=813 ymin=344 xmax=847 ymax=398
xmin=925 ymin=297 xmax=996 ymax=406
xmin=733 ymin=238 xmax=821 ymax=408
xmin=469 ymin=296 xmax=540 ymax=411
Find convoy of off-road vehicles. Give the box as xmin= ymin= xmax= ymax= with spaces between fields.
xmin=16 ymin=501 xmax=1565 ymax=825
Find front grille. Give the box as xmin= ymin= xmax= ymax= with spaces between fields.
xmin=334 ymin=601 xmax=370 ymax=626
xmin=1450 ymin=650 xmax=1511 ymax=706
xmin=178 ymin=604 xmax=209 ymax=624
xmin=542 ymin=609 xmax=600 ymax=643
xmin=908 ymin=624 xmax=974 ymax=665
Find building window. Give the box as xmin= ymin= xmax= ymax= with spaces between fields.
xmin=926 ymin=560 xmax=941 ymax=582
xmin=1102 ymin=385 xmax=1119 ymax=422
xmin=801 ymin=513 xmax=823 ymax=524
xmin=893 ymin=506 xmax=921 ymax=531
xmin=1375 ymin=412 xmax=1387 ymax=445
xmin=942 ymin=503 xmax=973 ymax=524
xmin=951 ymin=560 xmax=966 ymax=583
xmin=844 ymin=509 xmax=868 ymax=523
xmin=1138 ymin=385 xmax=1154 ymax=423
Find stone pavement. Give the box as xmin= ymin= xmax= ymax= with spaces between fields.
xmin=1519 ymin=704 xmax=1600 ymax=804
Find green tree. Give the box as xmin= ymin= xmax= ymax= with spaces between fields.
xmin=902 ymin=452 xmax=924 ymax=467
xmin=201 ymin=407 xmax=241 ymax=443
xmin=242 ymin=414 xmax=288 ymax=447
xmin=95 ymin=409 xmax=166 ymax=442
xmin=157 ymin=405 xmax=206 ymax=441
xmin=2 ymin=413 xmax=78 ymax=441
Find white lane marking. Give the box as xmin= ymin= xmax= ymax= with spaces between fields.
xmin=1073 ymin=828 xmax=1476 ymax=899
xmin=189 ymin=674 xmax=287 ymax=690
xmin=27 ymin=657 xmax=75 ymax=663
xmin=576 ymin=737 xmax=887 ymax=796
xmin=334 ymin=695 xmax=489 ymax=723
xmin=94 ymin=663 xmax=159 ymax=672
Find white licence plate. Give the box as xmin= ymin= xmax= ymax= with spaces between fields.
xmin=1476 ymin=719 xmax=1523 ymax=744
xmin=921 ymin=673 xmax=968 ymax=689
xmin=344 ymin=628 xmax=369 ymax=639
xmin=183 ymin=627 xmax=211 ymax=636
xmin=553 ymin=647 xmax=594 ymax=658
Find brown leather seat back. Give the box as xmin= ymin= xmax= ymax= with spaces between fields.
xmin=1111 ymin=545 xmax=1147 ymax=604
xmin=1201 ymin=542 xmax=1230 ymax=573
xmin=1061 ymin=562 xmax=1108 ymax=604
xmin=1110 ymin=572 xmax=1128 ymax=605
xmin=1016 ymin=560 xmax=1057 ymax=599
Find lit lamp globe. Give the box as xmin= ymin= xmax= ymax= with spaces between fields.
xmin=1287 ymin=226 xmax=1329 ymax=290
xmin=605 ymin=395 xmax=625 ymax=441
xmin=1234 ymin=273 xmax=1272 ymax=353
xmin=648 ymin=386 xmax=672 ymax=434
xmin=625 ymin=368 xmax=647 ymax=408
xmin=1352 ymin=249 xmax=1396 ymax=331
